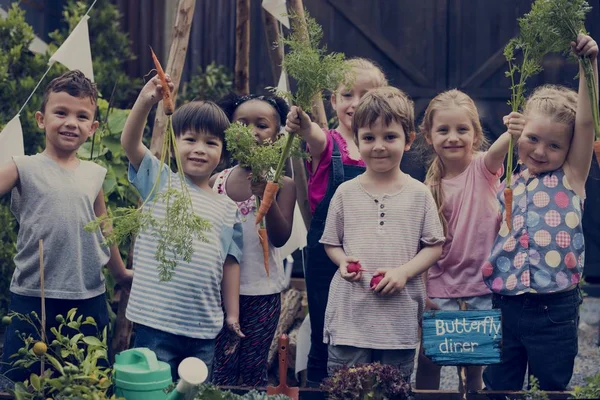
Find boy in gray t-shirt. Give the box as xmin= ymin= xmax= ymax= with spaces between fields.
xmin=0 ymin=70 xmax=132 ymax=385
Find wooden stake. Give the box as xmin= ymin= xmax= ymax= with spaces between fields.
xmin=150 ymin=0 xmax=197 ymax=157
xmin=39 ymin=240 xmax=45 ymax=376
xmin=262 ymin=3 xmax=312 ymax=227
xmin=458 ymin=301 xmax=467 ymax=400
xmin=235 ymin=0 xmax=251 ymax=95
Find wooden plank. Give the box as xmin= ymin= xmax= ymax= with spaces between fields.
xmin=460 ymin=47 xmax=507 ymax=89
xmin=149 ymin=0 xmax=197 ymax=156
xmin=327 ymin=0 xmax=430 ymax=88
xmin=422 ymin=310 xmax=502 ymax=366
xmin=235 ymin=0 xmax=251 ymax=95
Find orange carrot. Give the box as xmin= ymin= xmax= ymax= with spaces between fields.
xmin=504 ymin=187 xmax=513 ymax=231
xmin=255 ymin=181 xmax=280 ymax=225
xmin=150 ymin=47 xmax=174 ymax=116
xmin=257 ymin=227 xmax=270 ymax=277
xmin=594 ymin=140 xmax=600 ymax=165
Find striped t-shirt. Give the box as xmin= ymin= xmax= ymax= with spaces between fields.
xmin=320 ymin=176 xmax=445 ymax=350
xmin=126 ymin=150 xmax=243 ymax=339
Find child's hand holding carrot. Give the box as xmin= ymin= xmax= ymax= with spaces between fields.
xmin=285 ymin=106 xmax=313 ymax=138
xmin=339 ymin=256 xmax=362 ymax=282
xmin=503 ymin=112 xmax=526 ymax=140
xmin=138 ymin=74 xmax=175 ymax=109
xmin=248 ymin=174 xmax=268 ymax=200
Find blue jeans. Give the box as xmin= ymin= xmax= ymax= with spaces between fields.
xmin=483 ymin=288 xmax=582 ymax=391
xmin=133 ymin=324 xmax=216 ymax=382
xmin=1 ymin=292 xmax=110 ymax=388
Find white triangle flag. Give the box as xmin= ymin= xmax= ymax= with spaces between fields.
xmin=0 ymin=115 xmax=25 ymax=166
xmin=262 ymin=0 xmax=290 ymax=29
xmin=277 ymin=69 xmax=290 ymax=100
xmin=49 ymin=15 xmax=94 ymax=81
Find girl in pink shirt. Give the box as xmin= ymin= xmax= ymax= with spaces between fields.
xmin=415 ymin=90 xmax=524 ymax=391
xmin=286 ymin=58 xmax=425 ymax=385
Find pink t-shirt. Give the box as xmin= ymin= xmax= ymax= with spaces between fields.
xmin=307 ymin=129 xmax=364 ymax=213
xmin=426 ymin=153 xmax=502 ymax=298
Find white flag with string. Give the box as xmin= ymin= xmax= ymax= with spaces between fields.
xmin=0 ymin=115 xmax=24 ymax=166
xmin=49 ymin=15 xmax=94 ymax=81
xmin=262 ymin=0 xmax=290 ymax=28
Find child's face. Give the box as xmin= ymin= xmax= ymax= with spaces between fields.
xmin=518 ymin=113 xmax=571 ymax=175
xmin=332 ymin=71 xmax=379 ymax=133
xmin=232 ymin=100 xmax=279 ymax=144
xmin=428 ymin=107 xmax=476 ymax=165
xmin=356 ymin=117 xmax=411 ymax=174
xmin=176 ymin=130 xmax=223 ymax=181
xmin=35 ymin=91 xmax=98 ymax=154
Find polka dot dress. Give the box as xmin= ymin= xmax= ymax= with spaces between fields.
xmin=484 ymin=166 xmax=584 ymax=295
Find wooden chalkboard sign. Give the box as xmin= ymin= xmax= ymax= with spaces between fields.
xmin=422 ymin=309 xmax=502 ymax=366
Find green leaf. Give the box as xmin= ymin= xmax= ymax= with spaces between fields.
xmin=103 ymin=167 xmax=118 ymax=196
xmin=29 ymin=373 xmax=40 ymax=391
xmin=46 ymin=354 xmax=64 ymax=375
xmin=107 ymin=108 xmax=130 ymax=134
xmin=67 ymin=308 xmax=77 ymax=321
xmin=82 ymin=336 xmax=103 ymax=347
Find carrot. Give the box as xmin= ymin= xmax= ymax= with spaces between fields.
xmin=257 ymin=227 xmax=270 ymax=277
xmin=504 ymin=187 xmax=513 ymax=231
xmin=150 ymin=47 xmax=174 ymax=116
xmin=255 ymin=181 xmax=280 ymax=225
xmin=594 ymin=140 xmax=600 ymax=165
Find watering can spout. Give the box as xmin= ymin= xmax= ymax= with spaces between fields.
xmin=165 ymin=357 xmax=209 ymax=400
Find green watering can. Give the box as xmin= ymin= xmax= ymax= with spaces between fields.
xmin=113 ymin=348 xmax=208 ymax=400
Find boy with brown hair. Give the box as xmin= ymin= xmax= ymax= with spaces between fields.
xmin=0 ymin=70 xmax=131 ymax=384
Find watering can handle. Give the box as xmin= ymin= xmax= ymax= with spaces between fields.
xmin=129 ymin=348 xmax=160 ymax=371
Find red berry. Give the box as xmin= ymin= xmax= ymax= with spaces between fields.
xmin=347 ymin=262 xmax=363 ymax=274
xmin=370 ymin=274 xmax=384 ymax=290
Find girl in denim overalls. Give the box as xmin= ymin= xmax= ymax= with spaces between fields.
xmin=285 ymin=59 xmax=426 ymax=385
xmin=483 ymin=34 xmax=598 ymax=391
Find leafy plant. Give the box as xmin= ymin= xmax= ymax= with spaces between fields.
xmin=275 ymin=9 xmax=348 ymax=111
xmin=194 ymin=383 xmax=290 ymax=399
xmin=571 ymin=371 xmax=600 ymax=399
xmin=321 ymin=362 xmax=415 ymax=400
xmin=179 ymin=62 xmax=233 ymax=104
xmin=2 ymin=308 xmax=123 ymax=399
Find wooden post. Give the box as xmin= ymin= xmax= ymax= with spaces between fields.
xmin=111 ymin=236 xmax=136 ymax=360
xmin=262 ymin=5 xmax=312 ymax=227
xmin=235 ymin=0 xmax=251 ymax=95
xmin=286 ymin=0 xmax=328 ymax=129
xmin=459 ymin=301 xmax=468 ymax=400
xmin=149 ymin=0 xmax=197 ymax=157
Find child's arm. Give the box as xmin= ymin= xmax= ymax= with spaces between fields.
xmin=566 ymin=34 xmax=599 ymax=194
xmin=324 ymin=245 xmax=362 ymax=282
xmin=93 ymin=189 xmax=133 ymax=289
xmin=0 ymin=162 xmax=19 ymax=197
xmin=484 ymin=112 xmax=525 ymax=174
xmin=221 ymin=255 xmax=245 ymax=338
xmin=374 ymin=243 xmax=443 ymax=295
xmin=286 ymin=106 xmax=328 ymax=171
xmin=252 ymin=176 xmax=296 ymax=247
xmin=121 ymin=75 xmax=174 ymax=170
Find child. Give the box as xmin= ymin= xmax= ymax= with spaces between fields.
xmin=319 ymin=86 xmax=445 ymax=380
xmin=483 ymin=34 xmax=598 ymax=391
xmin=286 ymin=58 xmax=426 ymax=385
xmin=122 ymin=75 xmax=244 ymax=380
xmin=0 ymin=70 xmax=131 ymax=383
xmin=415 ymin=89 xmax=524 ymax=391
xmin=210 ymin=93 xmax=296 ymax=386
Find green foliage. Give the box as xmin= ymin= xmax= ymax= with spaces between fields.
xmin=276 ymin=9 xmax=348 ymax=111
xmin=571 ymin=371 xmax=600 ymax=399
xmin=179 ymin=62 xmax=234 ymax=104
xmin=48 ymin=0 xmax=140 ymax=108
xmin=225 ymin=122 xmax=305 ymax=182
xmin=194 ymin=383 xmax=291 ymax=399
xmin=86 ymin=119 xmax=212 ymax=282
xmin=3 ymin=308 xmax=123 ymax=399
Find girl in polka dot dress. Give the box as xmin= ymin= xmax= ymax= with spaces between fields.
xmin=483 ymin=34 xmax=598 ymax=391
xmin=415 ymin=90 xmax=524 ymax=392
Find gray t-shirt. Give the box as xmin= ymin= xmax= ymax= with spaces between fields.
xmin=10 ymin=153 xmax=110 ymax=299
xmin=320 ymin=176 xmax=445 ymax=350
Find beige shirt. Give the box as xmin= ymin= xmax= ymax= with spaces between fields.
xmin=320 ymin=176 xmax=445 ymax=350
